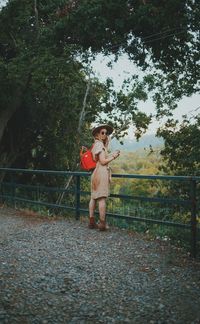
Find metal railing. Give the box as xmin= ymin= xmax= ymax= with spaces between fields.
xmin=0 ymin=168 xmax=199 ymax=257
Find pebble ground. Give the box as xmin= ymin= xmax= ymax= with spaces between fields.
xmin=0 ymin=206 xmax=200 ymax=324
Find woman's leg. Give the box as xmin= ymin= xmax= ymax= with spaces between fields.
xmin=98 ymin=197 xmax=106 ymax=222
xmin=89 ymin=198 xmax=96 ymax=217
xmin=88 ymin=198 xmax=97 ymax=228
xmin=98 ymin=197 xmax=108 ymax=231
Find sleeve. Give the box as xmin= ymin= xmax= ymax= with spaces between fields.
xmin=91 ymin=141 xmax=105 ymax=161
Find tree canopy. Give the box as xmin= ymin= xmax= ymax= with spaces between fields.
xmin=157 ymin=115 xmax=200 ymax=176
xmin=0 ymin=0 xmax=199 ymax=172
xmin=53 ymin=0 xmax=200 ymax=94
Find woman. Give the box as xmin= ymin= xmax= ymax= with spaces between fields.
xmin=88 ymin=124 xmax=120 ymax=231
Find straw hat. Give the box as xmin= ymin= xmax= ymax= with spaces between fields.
xmin=92 ymin=124 xmax=113 ymax=136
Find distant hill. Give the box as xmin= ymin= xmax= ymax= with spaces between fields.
xmin=110 ymin=134 xmax=164 ymax=152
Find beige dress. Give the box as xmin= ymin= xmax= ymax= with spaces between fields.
xmin=91 ymin=140 xmax=111 ymax=200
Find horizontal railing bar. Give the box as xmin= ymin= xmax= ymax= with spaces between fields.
xmin=0 ymin=184 xmax=194 ymax=206
xmin=1 ymin=182 xmax=75 ymax=194
xmin=0 ymin=168 xmax=200 ymax=181
xmin=0 ymin=168 xmax=90 ymax=177
xmin=112 ymin=174 xmax=200 ymax=181
xmin=2 ymin=195 xmax=199 ymax=231
xmin=0 ymin=195 xmax=76 ymax=211
xmin=79 ymin=208 xmax=191 ymax=229
xmin=1 ymin=194 xmax=197 ymax=231
xmin=110 ymin=193 xmax=190 ymax=206
xmin=79 ymin=191 xmax=190 ymax=206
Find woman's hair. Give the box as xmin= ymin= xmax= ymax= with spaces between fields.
xmin=94 ymin=131 xmax=102 ymax=140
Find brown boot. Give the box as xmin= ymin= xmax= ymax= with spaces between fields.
xmin=98 ymin=220 xmax=109 ymax=231
xmin=88 ymin=216 xmax=98 ymax=229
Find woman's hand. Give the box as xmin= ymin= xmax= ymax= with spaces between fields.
xmin=104 ymin=136 xmax=110 ymax=148
xmin=98 ymin=149 xmax=120 ymax=165
xmin=112 ymin=150 xmax=120 ymax=159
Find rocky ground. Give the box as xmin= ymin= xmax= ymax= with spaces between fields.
xmin=0 ymin=206 xmax=200 ymax=324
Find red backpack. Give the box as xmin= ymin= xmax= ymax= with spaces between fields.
xmin=80 ymin=145 xmax=96 ymax=171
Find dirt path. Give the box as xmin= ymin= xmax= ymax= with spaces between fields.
xmin=0 ymin=207 xmax=200 ymax=323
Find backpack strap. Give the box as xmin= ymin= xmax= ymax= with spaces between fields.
xmin=80 ymin=146 xmax=87 ymax=157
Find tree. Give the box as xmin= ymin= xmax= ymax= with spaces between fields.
xmin=48 ymin=0 xmax=200 ymax=129
xmin=53 ymin=0 xmax=200 ymax=98
xmin=0 ymin=0 xmax=155 ymax=170
xmin=0 ymin=0 xmax=199 ymax=172
xmin=157 ymin=115 xmax=200 ymax=176
xmin=0 ymin=1 xmax=112 ymax=169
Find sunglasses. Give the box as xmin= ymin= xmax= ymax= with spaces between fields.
xmin=100 ymin=131 xmax=108 ymax=135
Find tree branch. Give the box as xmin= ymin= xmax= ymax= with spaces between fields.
xmin=111 ymin=118 xmax=130 ymax=140
xmin=56 ymin=77 xmax=91 ymax=206
xmin=0 ymin=73 xmax=32 ymax=145
xmin=34 ymin=0 xmax=39 ymax=35
xmin=9 ymin=32 xmax=17 ymax=48
xmin=77 ymin=78 xmax=91 ymax=136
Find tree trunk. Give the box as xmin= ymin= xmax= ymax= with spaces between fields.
xmin=56 ymin=78 xmax=91 ymax=206
xmin=0 ymin=106 xmax=18 ymax=144
xmin=0 ymin=73 xmax=31 ymax=145
xmin=0 ymin=150 xmax=20 ymax=181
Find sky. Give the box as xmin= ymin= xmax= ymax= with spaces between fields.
xmin=0 ymin=0 xmax=6 ymax=7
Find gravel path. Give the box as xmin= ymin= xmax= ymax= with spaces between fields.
xmin=0 ymin=206 xmax=200 ymax=324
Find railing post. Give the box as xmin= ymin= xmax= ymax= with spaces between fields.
xmin=75 ymin=175 xmax=80 ymax=220
xmin=36 ymin=184 xmax=41 ymax=213
xmin=0 ymin=172 xmax=5 ymax=204
xmin=0 ymin=181 xmax=2 ymax=205
xmin=190 ymin=179 xmax=197 ymax=258
xmin=11 ymin=174 xmax=16 ymax=208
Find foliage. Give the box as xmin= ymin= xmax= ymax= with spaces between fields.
xmin=0 ymin=0 xmax=199 ymax=174
xmin=157 ymin=116 xmax=200 ymax=176
xmin=106 ymin=149 xmax=163 ymax=206
xmin=104 ymin=149 xmax=198 ymax=254
xmin=111 ymin=148 xmax=161 ymax=175
xmin=0 ymin=0 xmax=154 ymax=171
xmin=54 ymin=0 xmax=200 ymax=100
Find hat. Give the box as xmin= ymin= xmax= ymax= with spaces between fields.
xmin=92 ymin=124 xmax=113 ymax=136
